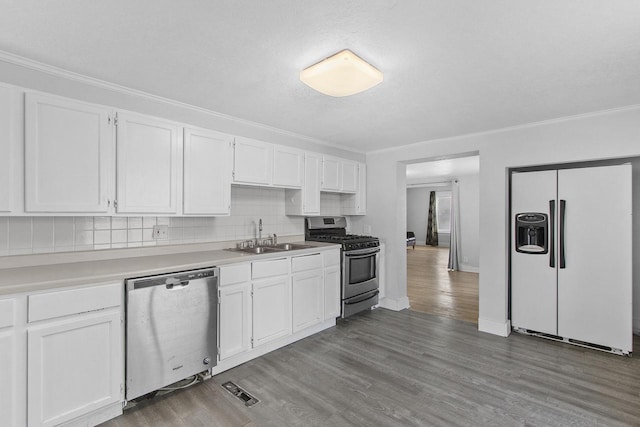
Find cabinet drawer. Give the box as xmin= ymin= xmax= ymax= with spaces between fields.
xmin=323 ymin=249 xmax=340 ymax=267
xmin=28 ymin=282 xmax=122 ymax=323
xmin=0 ymin=299 xmax=14 ymax=328
xmin=220 ymin=263 xmax=251 ymax=286
xmin=291 ymin=253 xmax=322 ymax=273
xmin=252 ymin=258 xmax=289 ymax=279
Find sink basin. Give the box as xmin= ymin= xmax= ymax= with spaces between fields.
xmin=226 ymin=243 xmax=315 ymax=254
xmin=273 ymin=243 xmax=315 ymax=251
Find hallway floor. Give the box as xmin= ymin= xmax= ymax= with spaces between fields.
xmin=407 ymin=245 xmax=479 ymax=323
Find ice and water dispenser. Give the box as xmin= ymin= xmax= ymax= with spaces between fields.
xmin=515 ymin=213 xmax=548 ymax=254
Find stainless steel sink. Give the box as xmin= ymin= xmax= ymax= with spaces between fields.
xmin=272 ymin=243 xmax=315 ymax=251
xmin=227 ymin=243 xmax=315 ymax=254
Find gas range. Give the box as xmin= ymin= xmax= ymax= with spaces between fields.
xmin=306 ymin=234 xmax=380 ymax=251
xmin=305 ymin=216 xmax=380 ymax=318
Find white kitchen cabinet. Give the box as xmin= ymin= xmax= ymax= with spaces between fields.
xmin=291 ymin=254 xmax=323 ymax=332
xmin=0 ymin=297 xmax=25 ymax=427
xmin=252 ymin=258 xmax=292 ymax=347
xmin=27 ymin=282 xmax=123 ymax=427
xmin=273 ymin=145 xmax=304 ymax=188
xmin=219 ymin=263 xmax=253 ymax=360
xmin=323 ymin=249 xmax=341 ymax=320
xmin=233 ymin=136 xmax=273 ymax=186
xmin=25 ymin=92 xmax=114 ymax=213
xmin=285 ymin=152 xmax=321 ymax=216
xmin=116 ymin=111 xmax=181 ymax=214
xmin=0 ymin=83 xmax=22 ymax=214
xmin=341 ymin=160 xmax=358 ymax=193
xmin=321 ymin=155 xmax=342 ymax=192
xmin=355 ymin=163 xmax=367 ymax=214
xmin=183 ymin=127 xmax=232 ymax=215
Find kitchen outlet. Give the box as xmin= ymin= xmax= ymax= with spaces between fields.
xmin=364 ymin=224 xmax=372 ymax=235
xmin=463 ymin=256 xmax=469 ymax=263
xmin=152 ymin=225 xmax=168 ymax=240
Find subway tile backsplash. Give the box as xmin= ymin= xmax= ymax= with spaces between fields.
xmin=0 ymin=187 xmax=304 ymax=256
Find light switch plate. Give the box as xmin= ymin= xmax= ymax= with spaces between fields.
xmin=152 ymin=225 xmax=168 ymax=240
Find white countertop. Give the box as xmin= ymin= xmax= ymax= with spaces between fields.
xmin=0 ymin=241 xmax=340 ymax=296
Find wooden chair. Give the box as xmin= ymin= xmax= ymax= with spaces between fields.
xmin=406 ymin=232 xmax=416 ymax=249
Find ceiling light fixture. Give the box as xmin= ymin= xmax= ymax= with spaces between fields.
xmin=300 ymin=49 xmax=383 ymax=97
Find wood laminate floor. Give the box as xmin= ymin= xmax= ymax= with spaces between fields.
xmin=102 ymin=309 xmax=640 ymax=427
xmin=407 ymin=245 xmax=479 ymax=324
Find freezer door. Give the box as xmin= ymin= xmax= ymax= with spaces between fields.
xmin=511 ymin=170 xmax=558 ymax=334
xmin=557 ymin=164 xmax=632 ymax=352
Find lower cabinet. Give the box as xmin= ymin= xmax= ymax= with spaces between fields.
xmin=252 ymin=275 xmax=292 ymax=347
xmin=27 ymin=310 xmax=122 ymax=427
xmin=218 ymin=249 xmax=340 ymax=365
xmin=323 ymin=249 xmax=341 ymax=320
xmin=0 ymin=296 xmax=23 ymax=427
xmin=218 ymin=282 xmax=252 ymax=360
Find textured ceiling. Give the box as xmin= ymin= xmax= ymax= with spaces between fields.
xmin=1 ymin=1 xmax=639 ymax=152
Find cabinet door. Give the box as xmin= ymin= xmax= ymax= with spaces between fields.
xmin=219 ymin=282 xmax=252 ymax=360
xmin=356 ymin=163 xmax=367 ymax=214
xmin=341 ymin=160 xmax=358 ymax=193
xmin=292 ymin=270 xmax=323 ymax=332
xmin=0 ymin=84 xmax=21 ymax=213
xmin=183 ymin=127 xmax=232 ymax=215
xmin=116 ymin=112 xmax=180 ymax=214
xmin=304 ymin=153 xmax=321 ymax=215
xmin=321 ymin=156 xmax=342 ymax=191
xmin=273 ymin=145 xmax=303 ymax=188
xmin=233 ymin=137 xmax=273 ymax=185
xmin=557 ymin=165 xmax=632 ymax=352
xmin=28 ymin=310 xmax=122 ymax=427
xmin=324 ymin=265 xmax=341 ymax=320
xmin=252 ymin=276 xmax=291 ymax=347
xmin=25 ymin=92 xmax=113 ymax=213
xmin=0 ymin=330 xmax=17 ymax=427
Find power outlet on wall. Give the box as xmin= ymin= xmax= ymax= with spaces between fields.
xmin=152 ymin=225 xmax=168 ymax=240
xmin=463 ymin=256 xmax=469 ymax=263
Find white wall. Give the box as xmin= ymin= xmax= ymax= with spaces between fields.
xmin=367 ymin=106 xmax=640 ymax=336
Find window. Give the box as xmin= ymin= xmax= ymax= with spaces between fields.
xmin=436 ymin=192 xmax=451 ymax=233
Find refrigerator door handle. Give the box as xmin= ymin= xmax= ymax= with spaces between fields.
xmin=559 ymin=199 xmax=566 ymax=269
xmin=549 ymin=200 xmax=556 ymax=268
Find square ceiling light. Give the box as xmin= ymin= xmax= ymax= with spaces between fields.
xmin=300 ymin=49 xmax=383 ymax=97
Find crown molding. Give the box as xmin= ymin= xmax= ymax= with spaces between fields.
xmin=369 ymin=103 xmax=640 ymax=155
xmin=0 ymin=49 xmax=364 ymax=155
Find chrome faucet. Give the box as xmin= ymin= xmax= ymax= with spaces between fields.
xmin=258 ymin=218 xmax=263 ymax=243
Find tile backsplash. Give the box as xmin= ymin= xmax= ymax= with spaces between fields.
xmin=0 ymin=187 xmax=303 ymax=256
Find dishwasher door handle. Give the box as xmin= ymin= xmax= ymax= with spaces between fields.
xmin=165 ymin=279 xmax=190 ymax=289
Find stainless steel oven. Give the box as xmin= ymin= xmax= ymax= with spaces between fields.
xmin=342 ymin=246 xmax=380 ymax=317
xmin=305 ymin=216 xmax=381 ymax=318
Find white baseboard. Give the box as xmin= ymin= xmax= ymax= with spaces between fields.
xmin=478 ymin=317 xmax=511 ymax=337
xmin=459 ymin=264 xmax=479 ymax=273
xmin=634 ymin=316 xmax=640 ymax=335
xmin=378 ymin=296 xmax=410 ymax=311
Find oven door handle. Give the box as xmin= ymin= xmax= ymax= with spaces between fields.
xmin=344 ymin=249 xmax=380 ymax=258
xmin=344 ymin=290 xmax=379 ymax=305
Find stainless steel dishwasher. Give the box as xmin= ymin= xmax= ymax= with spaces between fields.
xmin=125 ymin=267 xmax=218 ymax=401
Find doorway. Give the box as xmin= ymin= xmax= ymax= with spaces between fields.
xmin=405 ymin=155 xmax=479 ymax=324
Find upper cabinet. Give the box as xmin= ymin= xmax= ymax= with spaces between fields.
xmin=115 ymin=112 xmax=181 ymax=214
xmin=356 ymin=163 xmax=367 ymax=215
xmin=233 ymin=137 xmax=273 ymax=186
xmin=285 ymin=152 xmax=321 ymax=216
xmin=183 ymin=127 xmax=232 ymax=215
xmin=24 ymin=92 xmax=113 ymax=213
xmin=0 ymin=84 xmax=22 ymax=214
xmin=341 ymin=160 xmax=358 ymax=193
xmin=321 ymin=155 xmax=342 ymax=192
xmin=273 ymin=145 xmax=303 ymax=188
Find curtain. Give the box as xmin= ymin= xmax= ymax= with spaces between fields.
xmin=448 ymin=180 xmax=460 ymax=271
xmin=425 ymin=191 xmax=438 ymax=246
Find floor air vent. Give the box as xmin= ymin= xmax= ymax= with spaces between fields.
xmin=221 ymin=381 xmax=260 ymax=407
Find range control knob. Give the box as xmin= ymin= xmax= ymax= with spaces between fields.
xmin=203 ymin=357 xmax=211 ymax=365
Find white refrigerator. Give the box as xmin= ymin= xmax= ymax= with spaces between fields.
xmin=511 ymin=164 xmax=632 ymax=354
